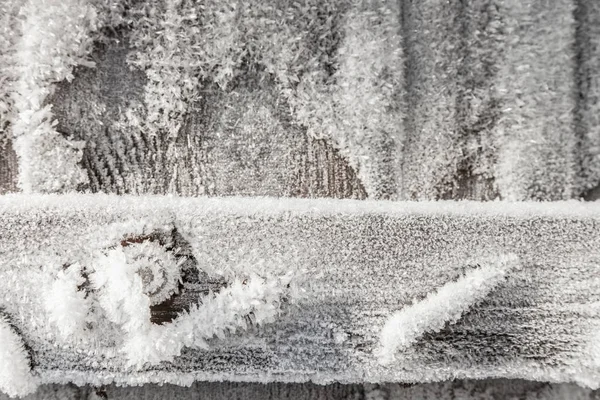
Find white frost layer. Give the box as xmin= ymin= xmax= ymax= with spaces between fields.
xmin=10 ymin=0 xmax=97 ymax=193
xmin=377 ymin=254 xmax=520 ymax=365
xmin=493 ymin=0 xmax=577 ymax=201
xmin=2 ymin=193 xmax=600 ymax=219
xmin=43 ymin=264 xmax=90 ymax=340
xmin=0 ymin=195 xmax=599 ymax=387
xmin=90 ymin=238 xmax=293 ymax=367
xmin=0 ymin=0 xmax=21 ymax=137
xmin=0 ymin=316 xmax=38 ymax=398
xmin=576 ymin=0 xmax=600 ymax=195
xmin=329 ymin=0 xmax=404 ymax=198
xmin=398 ymin=0 xmax=463 ymax=200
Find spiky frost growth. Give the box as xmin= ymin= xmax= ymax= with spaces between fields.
xmin=236 ymin=0 xmax=403 ymax=198
xmin=90 ymin=236 xmax=293 ymax=367
xmin=122 ymin=274 xmax=292 ymax=367
xmin=127 ymin=0 xmax=243 ymax=139
xmin=397 ymin=0 xmax=463 ymax=199
xmin=43 ymin=263 xmax=90 ymax=339
xmin=246 ymin=0 xmax=349 ymax=139
xmin=377 ymin=254 xmax=519 ymax=365
xmin=454 ymin=0 xmax=505 ymax=200
xmin=124 ymin=0 xmax=244 ymax=193
xmin=124 ymin=0 xmax=406 ymax=198
xmin=0 ymin=315 xmax=38 ymax=398
xmin=10 ymin=0 xmax=98 ymax=193
xmin=0 ymin=0 xmax=22 ymax=139
xmin=576 ymin=323 xmax=600 ymax=388
xmin=89 ymin=0 xmax=134 ymax=34
xmin=90 ymin=248 xmax=154 ymax=335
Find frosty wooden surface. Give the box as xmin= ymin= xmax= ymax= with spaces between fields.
xmin=5 ymin=380 xmax=600 ymax=400
xmin=1 ymin=194 xmax=599 ymax=388
xmin=3 ymin=0 xmax=600 ymax=397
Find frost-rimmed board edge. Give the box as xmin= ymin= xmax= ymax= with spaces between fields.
xmin=2 ymin=193 xmax=600 ymax=218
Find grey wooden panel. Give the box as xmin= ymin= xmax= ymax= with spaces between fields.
xmin=1 ymin=196 xmax=599 ymax=387
xmin=8 ymin=380 xmax=599 ymax=400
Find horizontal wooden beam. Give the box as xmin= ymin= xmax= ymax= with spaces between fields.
xmin=0 ymin=195 xmax=599 ymax=388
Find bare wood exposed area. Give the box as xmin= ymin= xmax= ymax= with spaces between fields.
xmin=0 ymin=139 xmax=17 ymax=195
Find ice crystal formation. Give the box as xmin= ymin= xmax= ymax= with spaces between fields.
xmin=377 ymin=254 xmax=519 ymax=365
xmin=0 ymin=195 xmax=599 ymax=391
xmin=0 ymin=315 xmax=38 ymax=398
xmin=2 ymin=0 xmax=600 ymax=398
xmin=43 ymin=263 xmax=90 ymax=340
xmin=2 ymin=0 xmax=598 ymax=200
xmin=8 ymin=0 xmax=98 ymax=193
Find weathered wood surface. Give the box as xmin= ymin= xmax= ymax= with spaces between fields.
xmin=1 ymin=195 xmax=600 ymax=388
xmin=2 ymin=0 xmax=600 ymax=397
xmin=47 ymin=35 xmax=366 ymax=200
xmin=0 ymin=139 xmax=17 ymax=195
xmin=3 ymin=380 xmax=599 ymax=400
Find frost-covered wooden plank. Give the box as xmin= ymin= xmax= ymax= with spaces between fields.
xmin=1 ymin=194 xmax=600 ymax=390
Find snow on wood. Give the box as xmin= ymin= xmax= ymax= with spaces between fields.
xmin=28 ymin=0 xmax=600 ymax=203
xmin=0 ymin=315 xmax=38 ymax=398
xmin=332 ymin=0 xmax=404 ymax=199
xmin=398 ymin=0 xmax=463 ymax=200
xmin=43 ymin=263 xmax=90 ymax=340
xmin=90 ymin=241 xmax=293 ymax=367
xmin=9 ymin=0 xmax=97 ymax=193
xmin=493 ymin=0 xmax=578 ymax=201
xmin=452 ymin=0 xmax=504 ymax=201
xmin=0 ymin=194 xmax=599 ymax=389
xmin=377 ymin=254 xmax=519 ymax=365
xmin=0 ymin=0 xmax=20 ymax=138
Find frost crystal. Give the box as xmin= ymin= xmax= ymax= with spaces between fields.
xmin=0 ymin=315 xmax=38 ymax=398
xmin=377 ymin=254 xmax=520 ymax=365
xmin=10 ymin=0 xmax=98 ymax=193
xmin=43 ymin=263 xmax=90 ymax=339
xmin=88 ymin=224 xmax=293 ymax=368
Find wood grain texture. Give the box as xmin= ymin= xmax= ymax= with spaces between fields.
xmin=0 ymin=139 xmax=17 ymax=195
xmin=576 ymin=0 xmax=600 ymax=200
xmin=4 ymin=379 xmax=598 ymax=400
xmin=2 ymin=1 xmax=600 ymax=398
xmin=48 ymin=33 xmax=366 ymax=200
xmin=2 ymin=196 xmax=600 ymax=388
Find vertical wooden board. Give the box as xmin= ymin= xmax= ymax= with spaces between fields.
xmin=399 ymin=0 xmax=464 ymax=199
xmin=449 ymin=0 xmax=505 ymax=201
xmin=493 ymin=0 xmax=578 ymax=200
xmin=576 ymin=0 xmax=600 ymax=200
